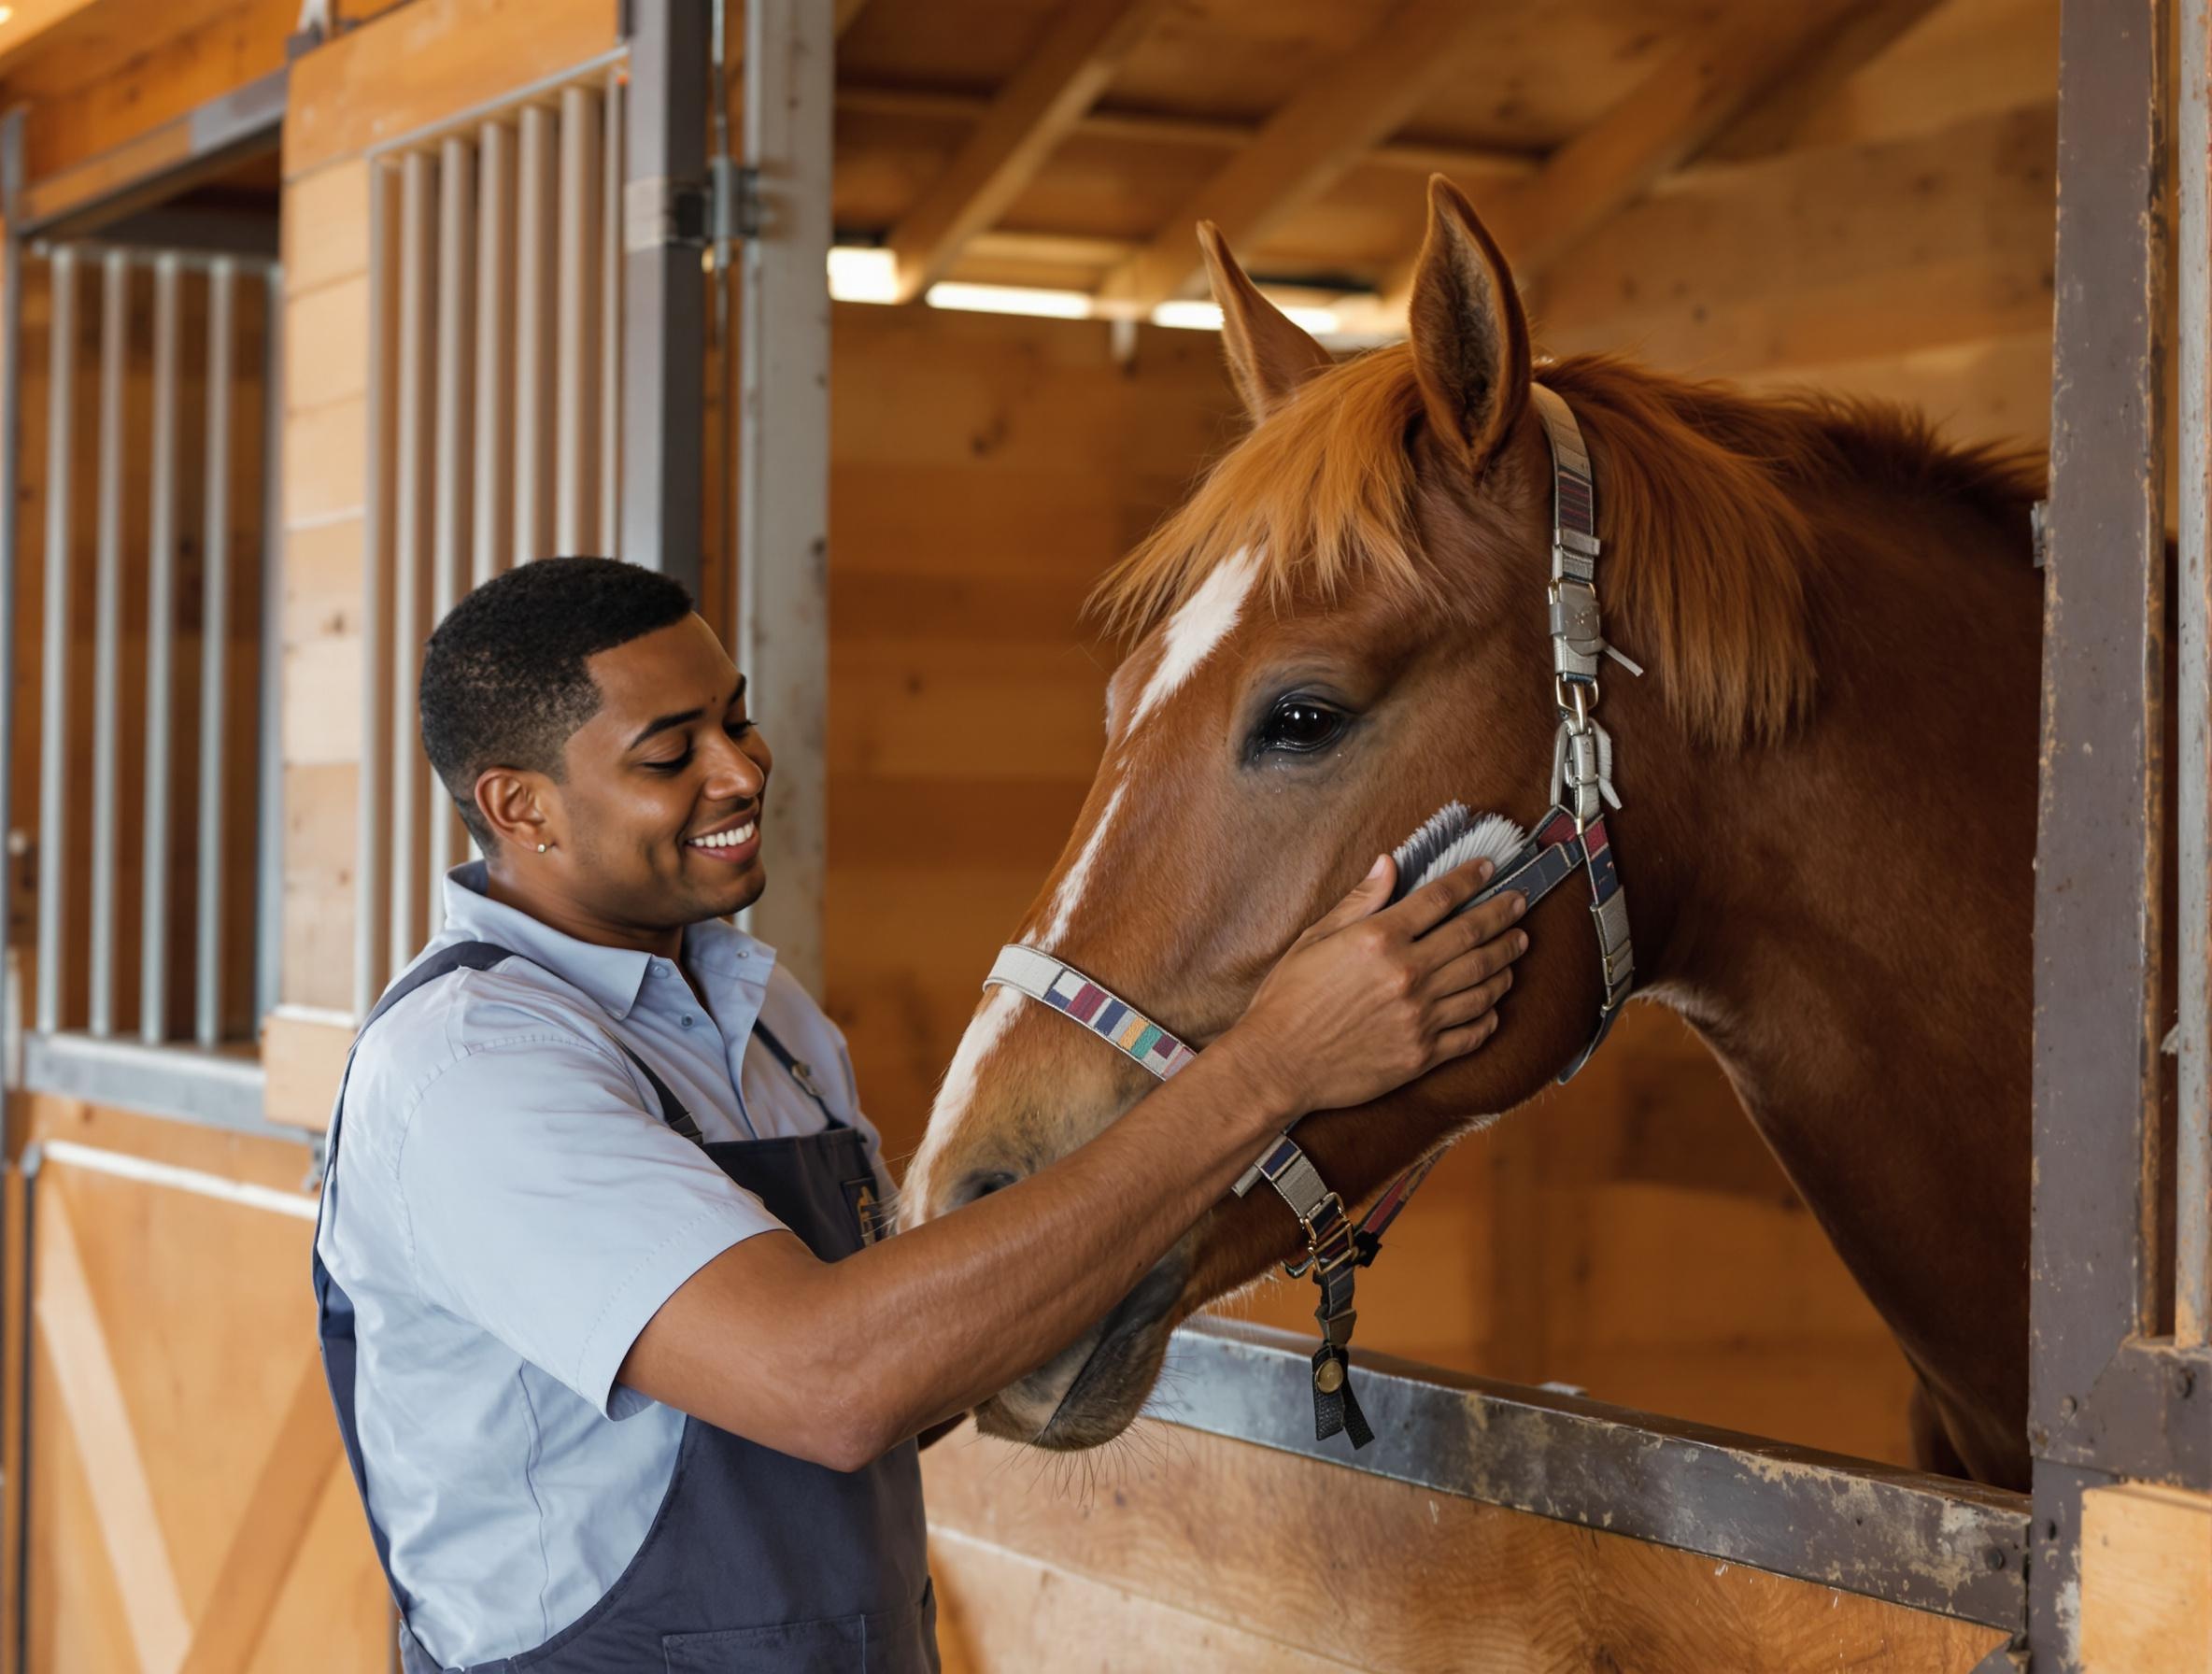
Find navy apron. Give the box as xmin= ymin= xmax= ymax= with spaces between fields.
xmin=312 ymin=942 xmax=937 ymax=1673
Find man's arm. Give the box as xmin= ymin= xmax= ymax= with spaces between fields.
xmin=620 ymin=854 xmax=1527 ymax=1469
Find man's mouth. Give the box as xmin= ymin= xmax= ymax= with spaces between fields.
xmin=685 ymin=817 xmax=759 ymax=864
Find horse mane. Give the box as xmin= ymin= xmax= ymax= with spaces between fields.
xmin=1093 ymin=344 xmax=2044 ymax=750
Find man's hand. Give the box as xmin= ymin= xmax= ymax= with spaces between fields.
xmin=1227 ymin=854 xmax=1526 ymax=1116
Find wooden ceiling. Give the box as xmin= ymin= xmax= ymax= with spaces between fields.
xmin=830 ymin=0 xmax=2060 ymax=327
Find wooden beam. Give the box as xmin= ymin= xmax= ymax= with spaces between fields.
xmin=1096 ymin=0 xmax=1514 ymax=312
xmin=886 ymin=0 xmax=1170 ymax=304
xmin=1702 ymin=0 xmax=1949 ymax=164
xmin=2079 ymin=1482 xmax=2212 ymax=1672
xmin=1379 ymin=4 xmax=1853 ymax=312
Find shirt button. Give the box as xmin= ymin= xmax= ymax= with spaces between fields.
xmin=734 ymin=948 xmax=749 ymax=959
xmin=651 ymin=960 xmax=669 ymax=977
xmin=680 ymin=1014 xmax=695 ymax=1028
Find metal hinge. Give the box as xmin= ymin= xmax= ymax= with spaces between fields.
xmin=623 ymin=161 xmax=757 ymax=255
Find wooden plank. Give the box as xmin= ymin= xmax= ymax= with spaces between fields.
xmin=283 ymin=396 xmax=368 ymax=527
xmin=2079 ymin=1482 xmax=2212 ymax=1673
xmin=1096 ymin=0 xmax=1512 ymax=310
xmin=176 ymin=1354 xmax=345 ymax=1674
xmin=281 ymin=760 xmax=358 ymax=1014
xmin=1378 ymin=3 xmax=1853 ymax=309
xmin=929 ymin=1529 xmax=1356 ymax=1674
xmin=31 ymin=1178 xmax=191 ymax=1674
xmin=260 ymin=1010 xmax=353 ymax=1131
xmin=284 ymin=276 xmax=372 ymax=415
xmin=282 ymin=0 xmax=619 ymax=179
xmin=283 ymin=160 xmax=375 ymax=299
xmin=922 ymin=1427 xmax=2008 ymax=1672
xmin=1703 ymin=0 xmax=1950 ymax=163
xmin=886 ymin=0 xmax=1173 ymax=303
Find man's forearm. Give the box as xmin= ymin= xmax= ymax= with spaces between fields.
xmin=821 ymin=1033 xmax=1298 ymax=1450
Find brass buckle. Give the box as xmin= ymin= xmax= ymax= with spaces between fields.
xmin=1281 ymin=1190 xmax=1347 ymax=1280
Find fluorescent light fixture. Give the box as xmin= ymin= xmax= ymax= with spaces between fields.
xmin=1151 ymin=297 xmax=1342 ymax=336
xmin=0 ymin=7 xmax=15 ymax=23
xmin=924 ymin=281 xmax=1092 ymax=319
xmin=826 ymin=246 xmax=899 ymax=304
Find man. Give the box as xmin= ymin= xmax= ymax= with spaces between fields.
xmin=314 ymin=557 xmax=1527 ymax=1672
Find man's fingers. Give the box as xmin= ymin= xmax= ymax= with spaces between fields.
xmin=1431 ymin=968 xmax=1512 ymax=1030
xmin=1423 ymin=926 xmax=1528 ymax=999
xmin=1299 ymin=853 xmax=1399 ymax=947
xmin=1427 ymin=1011 xmax=1501 ymax=1068
xmin=1385 ymin=854 xmax=1504 ymax=936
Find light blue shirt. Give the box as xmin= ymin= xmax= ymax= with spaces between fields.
xmin=315 ymin=863 xmax=890 ymax=1667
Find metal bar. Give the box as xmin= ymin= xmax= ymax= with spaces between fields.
xmin=2037 ymin=1335 xmax=2212 ymax=1484
xmin=2182 ymin=0 xmax=2212 ymax=1353
xmin=22 ymin=241 xmax=277 ymax=281
xmin=11 ymin=1148 xmax=38 ymax=1674
xmin=389 ymin=151 xmax=436 ymax=977
xmin=600 ymin=68 xmax=623 ymax=558
xmin=2033 ymin=0 xmax=2175 ymax=1661
xmin=736 ymin=0 xmax=834 ymax=990
xmin=556 ymin=84 xmax=602 ymax=554
xmin=138 ymin=256 xmax=182 ymax=1045
xmin=621 ymin=0 xmax=709 ymax=588
xmin=12 ymin=66 xmax=287 ymax=238
xmin=1156 ymin=1321 xmax=2031 ymax=1630
xmin=361 ymin=47 xmax=627 ymax=164
xmin=35 ymin=1138 xmax=316 ymax=1217
xmin=353 ymin=162 xmax=399 ymax=1018
xmin=194 ymin=260 xmax=235 ymax=1048
xmin=0 ymin=111 xmax=27 ymax=1076
xmin=87 ymin=250 xmax=127 ymax=1039
xmin=34 ymin=247 xmax=77 ymax=1041
xmin=429 ymin=136 xmax=475 ymax=920
xmin=515 ymin=104 xmax=557 ymax=565
xmin=472 ymin=119 xmax=515 ymax=589
xmin=17 ymin=1036 xmax=299 ymax=1144
xmin=255 ymin=268 xmax=284 ymax=1028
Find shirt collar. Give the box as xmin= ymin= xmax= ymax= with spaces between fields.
xmin=440 ymin=862 xmax=776 ymax=1020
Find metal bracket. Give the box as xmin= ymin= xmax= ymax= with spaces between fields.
xmin=626 ymin=161 xmax=757 ymax=257
xmin=709 ymin=155 xmax=760 ymax=247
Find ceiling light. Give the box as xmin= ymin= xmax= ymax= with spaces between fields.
xmin=924 ymin=282 xmax=1091 ymax=320
xmin=826 ymin=246 xmax=898 ymax=304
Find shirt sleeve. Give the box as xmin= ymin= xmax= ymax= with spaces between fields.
xmin=394 ymin=1031 xmax=785 ymax=1417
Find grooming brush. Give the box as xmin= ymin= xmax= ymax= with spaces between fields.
xmin=1389 ymin=802 xmax=1532 ymax=913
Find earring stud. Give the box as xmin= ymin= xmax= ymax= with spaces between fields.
xmin=536 ymin=842 xmax=549 ymax=854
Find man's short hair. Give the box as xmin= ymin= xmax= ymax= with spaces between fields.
xmin=419 ymin=556 xmax=695 ymax=851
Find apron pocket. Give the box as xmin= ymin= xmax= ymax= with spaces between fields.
xmin=662 ymin=1582 xmax=937 ymax=1674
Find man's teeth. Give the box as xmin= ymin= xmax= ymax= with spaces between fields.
xmin=689 ymin=822 xmax=757 ymax=850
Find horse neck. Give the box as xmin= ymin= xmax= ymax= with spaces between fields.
xmin=1599 ymin=480 xmax=2042 ymax=1480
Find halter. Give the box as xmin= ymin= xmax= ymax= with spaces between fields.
xmin=983 ymin=384 xmax=1639 ymax=1448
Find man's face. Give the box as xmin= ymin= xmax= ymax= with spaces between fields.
xmin=546 ymin=614 xmax=774 ymax=930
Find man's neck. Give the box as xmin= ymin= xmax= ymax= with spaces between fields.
xmin=483 ymin=866 xmax=685 ymax=960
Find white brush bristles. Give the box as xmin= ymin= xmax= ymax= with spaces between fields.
xmin=1390 ymin=802 xmax=1530 ymax=901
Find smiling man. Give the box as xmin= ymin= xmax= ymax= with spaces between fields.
xmin=312 ymin=557 xmax=1528 ymax=1673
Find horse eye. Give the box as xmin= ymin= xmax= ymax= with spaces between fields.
xmin=1261 ymin=700 xmax=1346 ymax=753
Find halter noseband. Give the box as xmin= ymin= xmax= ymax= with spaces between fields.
xmin=983 ymin=383 xmax=1638 ymax=1448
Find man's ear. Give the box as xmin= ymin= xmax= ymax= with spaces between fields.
xmin=1198 ymin=220 xmax=1335 ymax=422
xmin=1406 ymin=175 xmax=1531 ymax=471
xmin=475 ymin=768 xmax=555 ymax=854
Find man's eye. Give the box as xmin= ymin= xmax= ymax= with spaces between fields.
xmin=1259 ymin=700 xmax=1347 ymax=753
xmin=727 ymin=718 xmax=753 ymax=739
xmin=646 ymin=750 xmax=693 ymax=773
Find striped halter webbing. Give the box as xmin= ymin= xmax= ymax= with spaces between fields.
xmin=984 ymin=383 xmax=1638 ymax=1449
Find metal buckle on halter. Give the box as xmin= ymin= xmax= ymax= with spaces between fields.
xmin=1283 ymin=1188 xmax=1350 ymax=1279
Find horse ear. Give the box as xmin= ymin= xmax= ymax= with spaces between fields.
xmin=1407 ymin=175 xmax=1532 ymax=470
xmin=1198 ymin=220 xmax=1334 ymax=421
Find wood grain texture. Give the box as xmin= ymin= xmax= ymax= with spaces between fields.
xmin=2080 ymin=1482 xmax=2212 ymax=1673
xmin=922 ymin=1426 xmax=2008 ymax=1673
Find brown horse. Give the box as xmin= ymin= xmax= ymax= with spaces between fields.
xmin=903 ymin=177 xmax=2044 ymax=1490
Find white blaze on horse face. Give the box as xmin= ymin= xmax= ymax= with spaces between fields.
xmin=907 ymin=984 xmax=1023 ymax=1226
xmin=1125 ymin=547 xmax=1260 ymax=733
xmin=1033 ymin=783 xmax=1127 ymax=948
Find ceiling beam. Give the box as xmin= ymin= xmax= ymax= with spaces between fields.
xmin=1700 ymin=0 xmax=1949 ymax=164
xmin=885 ymin=0 xmax=1172 ymax=304
xmin=1378 ymin=2 xmax=1857 ymax=314
xmin=838 ymin=80 xmax=1538 ymax=185
xmin=1093 ymin=0 xmax=1511 ymax=313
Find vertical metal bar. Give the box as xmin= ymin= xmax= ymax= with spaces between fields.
xmin=429 ymin=136 xmax=475 ymax=924
xmin=0 ymin=111 xmax=27 ymax=1078
xmin=2182 ymin=0 xmax=2212 ymax=1353
xmin=737 ymin=0 xmax=834 ymax=992
xmin=34 ymin=248 xmax=75 ymax=1040
xmin=515 ymin=104 xmax=557 ymax=566
xmin=473 ymin=119 xmax=515 ymax=589
xmin=557 ymin=84 xmax=602 ymax=553
xmin=87 ymin=251 xmax=126 ymax=1039
xmin=254 ymin=268 xmax=283 ymax=1028
xmin=355 ymin=162 xmax=399 ymax=1018
xmin=600 ymin=67 xmax=624 ymax=558
xmin=194 ymin=260 xmax=235 ymax=1048
xmin=622 ymin=0 xmax=709 ymax=589
xmin=138 ymin=256 xmax=181 ymax=1045
xmin=2032 ymin=0 xmax=2172 ymax=1664
xmin=389 ymin=151 xmax=436 ymax=978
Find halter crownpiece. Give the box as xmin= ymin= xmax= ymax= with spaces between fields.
xmin=982 ymin=383 xmax=1638 ymax=1447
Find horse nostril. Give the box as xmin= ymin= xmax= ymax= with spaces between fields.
xmin=955 ymin=1169 xmax=1019 ymax=1209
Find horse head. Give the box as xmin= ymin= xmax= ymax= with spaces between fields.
xmin=902 ymin=177 xmax=1705 ymax=1447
